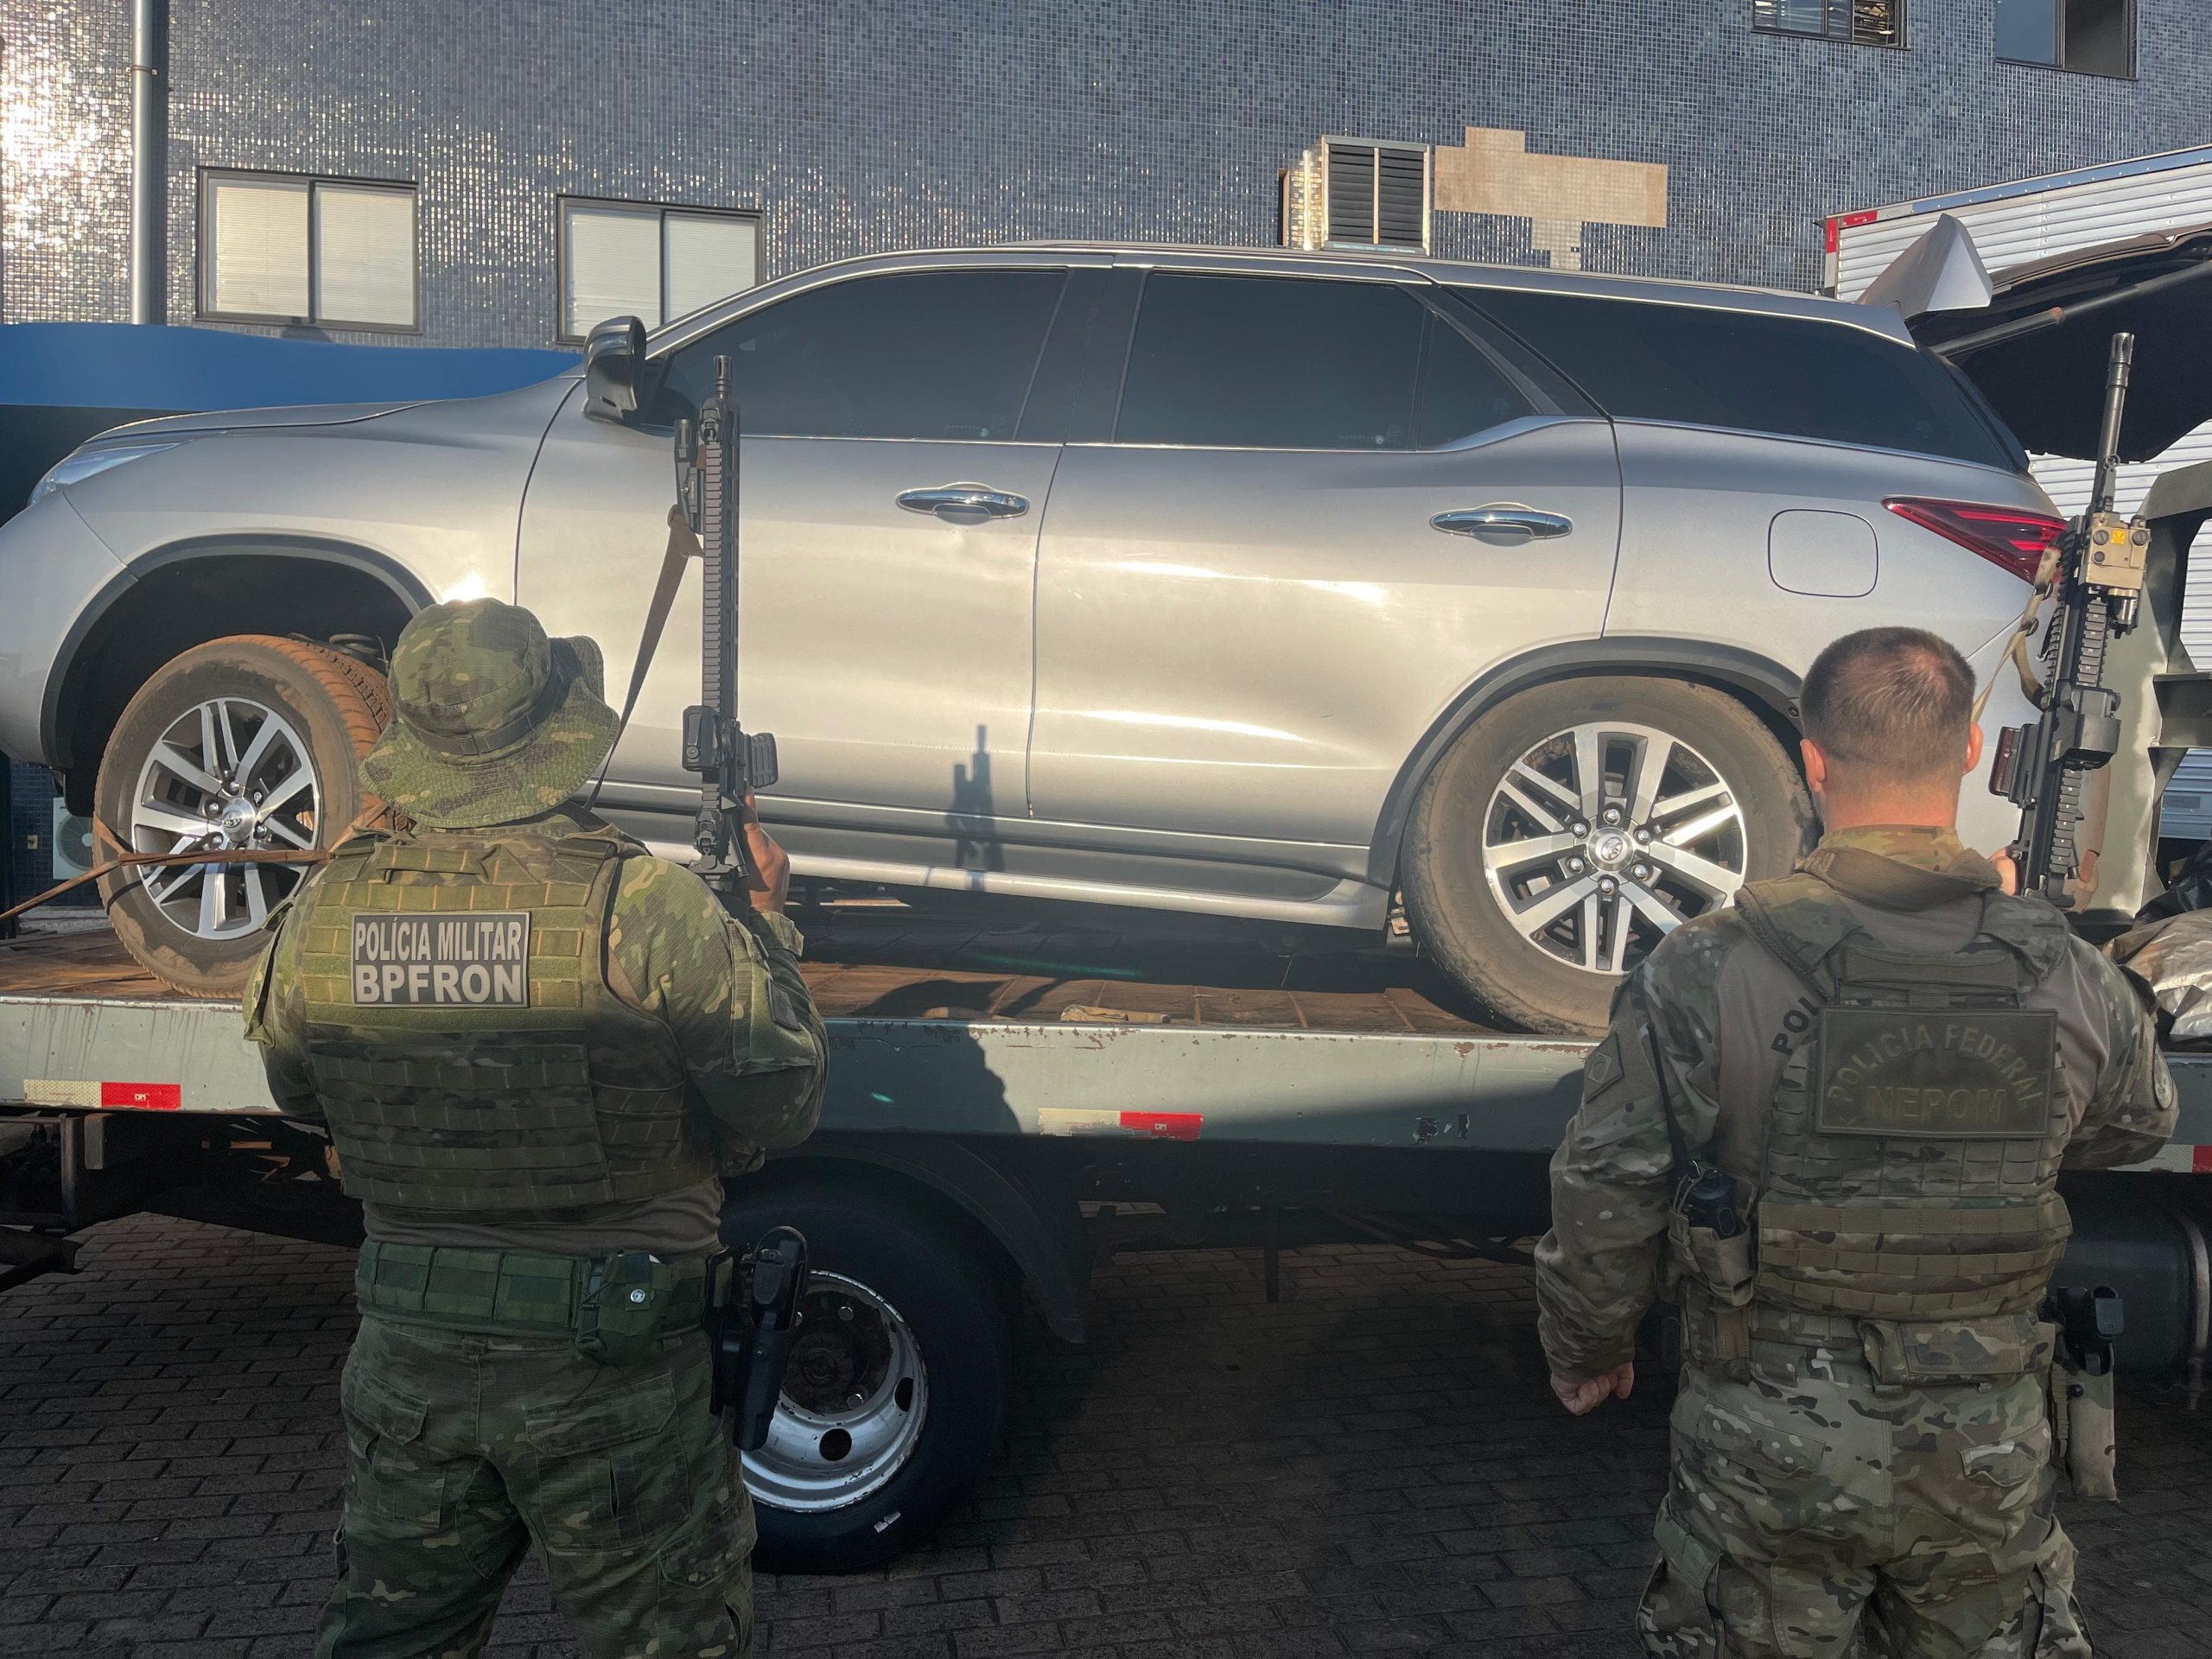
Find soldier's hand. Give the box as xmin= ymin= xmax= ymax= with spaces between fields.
xmin=1550 ymin=1363 xmax=1634 ymax=1416
xmin=1990 ymin=849 xmax=2020 ymax=895
xmin=738 ymin=791 xmax=791 ymax=914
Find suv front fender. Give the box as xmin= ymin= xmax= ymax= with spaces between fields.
xmin=41 ymin=537 xmax=430 ymax=795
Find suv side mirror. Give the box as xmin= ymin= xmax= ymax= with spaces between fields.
xmin=582 ymin=315 xmax=648 ymax=422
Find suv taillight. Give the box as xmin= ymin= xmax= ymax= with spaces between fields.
xmin=1885 ymin=498 xmax=2064 ymax=585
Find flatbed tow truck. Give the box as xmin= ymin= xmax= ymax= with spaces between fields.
xmin=1 ymin=892 xmax=2208 ymax=1570
xmin=7 ymin=245 xmax=2212 ymax=1567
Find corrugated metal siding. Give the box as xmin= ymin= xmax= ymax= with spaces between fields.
xmin=2164 ymin=753 xmax=2212 ymax=840
xmin=1833 ymin=149 xmax=2212 ymax=300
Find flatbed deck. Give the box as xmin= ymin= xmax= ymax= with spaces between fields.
xmin=0 ymin=906 xmax=1584 ymax=1151
xmin=0 ymin=904 xmax=1493 ymax=1033
xmin=5 ymin=908 xmax=2209 ymax=1156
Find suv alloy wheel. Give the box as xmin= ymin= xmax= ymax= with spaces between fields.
xmin=1402 ymin=677 xmax=1815 ymax=1034
xmin=94 ymin=636 xmax=391 ymax=997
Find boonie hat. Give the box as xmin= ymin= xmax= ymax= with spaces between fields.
xmin=359 ymin=598 xmax=620 ymax=829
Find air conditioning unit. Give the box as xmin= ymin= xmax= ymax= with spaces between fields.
xmin=52 ymin=798 xmax=94 ymax=880
xmin=1281 ymin=137 xmax=1432 ymax=254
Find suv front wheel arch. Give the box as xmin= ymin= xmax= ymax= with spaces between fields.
xmin=48 ymin=542 xmax=423 ymax=808
xmin=1401 ymin=674 xmax=1815 ymax=1035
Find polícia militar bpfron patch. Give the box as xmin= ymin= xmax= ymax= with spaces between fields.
xmin=351 ymin=912 xmax=531 ymax=1007
xmin=1815 ymin=1007 xmax=2057 ymax=1138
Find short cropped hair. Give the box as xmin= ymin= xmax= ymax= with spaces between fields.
xmin=1800 ymin=627 xmax=1976 ymax=781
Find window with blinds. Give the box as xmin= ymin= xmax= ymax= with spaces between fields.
xmin=1317 ymin=140 xmax=1431 ymax=253
xmin=558 ymin=199 xmax=760 ymax=340
xmin=1752 ymin=0 xmax=1904 ymax=47
xmin=200 ymin=171 xmax=417 ymax=329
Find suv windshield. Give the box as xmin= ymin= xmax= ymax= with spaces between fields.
xmin=1455 ymin=287 xmax=2024 ymax=472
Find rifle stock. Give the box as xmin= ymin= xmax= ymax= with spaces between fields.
xmin=1987 ymin=332 xmax=2150 ymax=908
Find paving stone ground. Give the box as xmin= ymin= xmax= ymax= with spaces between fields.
xmin=2 ymin=1214 xmax=2209 ymax=1659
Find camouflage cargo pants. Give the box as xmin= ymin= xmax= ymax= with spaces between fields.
xmin=1638 ymin=1360 xmax=2091 ymax=1658
xmin=317 ymin=1312 xmax=753 ymax=1659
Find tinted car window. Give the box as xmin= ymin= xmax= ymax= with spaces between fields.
xmin=1460 ymin=288 xmax=2017 ymax=470
xmin=653 ymin=269 xmax=1065 ymax=439
xmin=1116 ymin=275 xmax=1422 ymax=449
xmin=1414 ymin=313 xmax=1534 ymax=448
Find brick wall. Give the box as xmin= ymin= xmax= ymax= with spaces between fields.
xmin=3 ymin=0 xmax=2208 ymax=346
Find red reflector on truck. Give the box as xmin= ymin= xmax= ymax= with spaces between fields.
xmin=1038 ymin=1107 xmax=1204 ymax=1140
xmin=100 ymin=1082 xmax=181 ymax=1110
xmin=1122 ymin=1111 xmax=1202 ymax=1141
xmin=1885 ymin=498 xmax=2064 ymax=585
xmin=22 ymin=1078 xmax=185 ymax=1110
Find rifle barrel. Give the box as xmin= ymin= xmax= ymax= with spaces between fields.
xmin=2089 ymin=332 xmax=2134 ymax=513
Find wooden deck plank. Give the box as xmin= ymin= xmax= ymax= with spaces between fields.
xmin=0 ymin=909 xmax=1497 ymax=1036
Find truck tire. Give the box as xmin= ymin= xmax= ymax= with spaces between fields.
xmin=723 ymin=1182 xmax=1012 ymax=1573
xmin=95 ymin=636 xmax=390 ymax=998
xmin=1402 ymin=676 xmax=1813 ymax=1036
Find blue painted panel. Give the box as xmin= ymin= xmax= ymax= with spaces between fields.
xmin=0 ymin=323 xmax=574 ymax=411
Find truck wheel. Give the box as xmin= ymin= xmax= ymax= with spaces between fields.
xmin=723 ymin=1183 xmax=1011 ymax=1573
xmin=94 ymin=636 xmax=390 ymax=998
xmin=1402 ymin=676 xmax=1812 ymax=1036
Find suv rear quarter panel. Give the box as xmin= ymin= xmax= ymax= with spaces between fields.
xmin=1605 ymin=420 xmax=2056 ymax=845
xmin=1607 ymin=420 xmax=2050 ymax=660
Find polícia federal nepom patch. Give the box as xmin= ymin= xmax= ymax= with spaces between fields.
xmin=1815 ymin=1007 xmax=2056 ymax=1139
xmin=352 ymin=912 xmax=531 ymax=1007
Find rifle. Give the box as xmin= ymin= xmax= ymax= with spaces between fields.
xmin=674 ymin=353 xmax=779 ymax=890
xmin=1988 ymin=332 xmax=2151 ymax=907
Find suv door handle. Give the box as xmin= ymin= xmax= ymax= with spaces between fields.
xmin=1431 ymin=505 xmax=1573 ymax=541
xmin=896 ymin=483 xmax=1030 ymax=518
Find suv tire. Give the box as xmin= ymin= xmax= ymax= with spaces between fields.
xmin=95 ymin=635 xmax=390 ymax=998
xmin=1403 ymin=676 xmax=1812 ymax=1035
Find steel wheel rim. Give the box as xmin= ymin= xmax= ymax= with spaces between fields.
xmin=1481 ymin=720 xmax=1748 ymax=978
xmin=743 ymin=1271 xmax=929 ymax=1513
xmin=128 ymin=696 xmax=321 ymax=941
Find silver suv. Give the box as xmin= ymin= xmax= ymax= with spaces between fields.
xmin=0 ymin=245 xmax=2058 ymax=1032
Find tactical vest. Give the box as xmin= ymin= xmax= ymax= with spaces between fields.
xmin=1713 ymin=873 xmax=2078 ymax=1371
xmin=276 ymin=824 xmax=715 ymax=1224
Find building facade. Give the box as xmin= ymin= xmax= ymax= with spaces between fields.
xmin=3 ymin=0 xmax=2208 ymax=353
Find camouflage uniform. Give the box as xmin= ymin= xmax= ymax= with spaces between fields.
xmin=244 ymin=599 xmax=826 ymax=1659
xmin=1535 ymin=825 xmax=2176 ymax=1659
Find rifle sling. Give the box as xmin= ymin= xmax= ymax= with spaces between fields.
xmin=1641 ymin=1020 xmax=1697 ymax=1182
xmin=585 ymin=506 xmax=699 ymax=811
xmin=1971 ymin=540 xmax=2062 ymax=728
